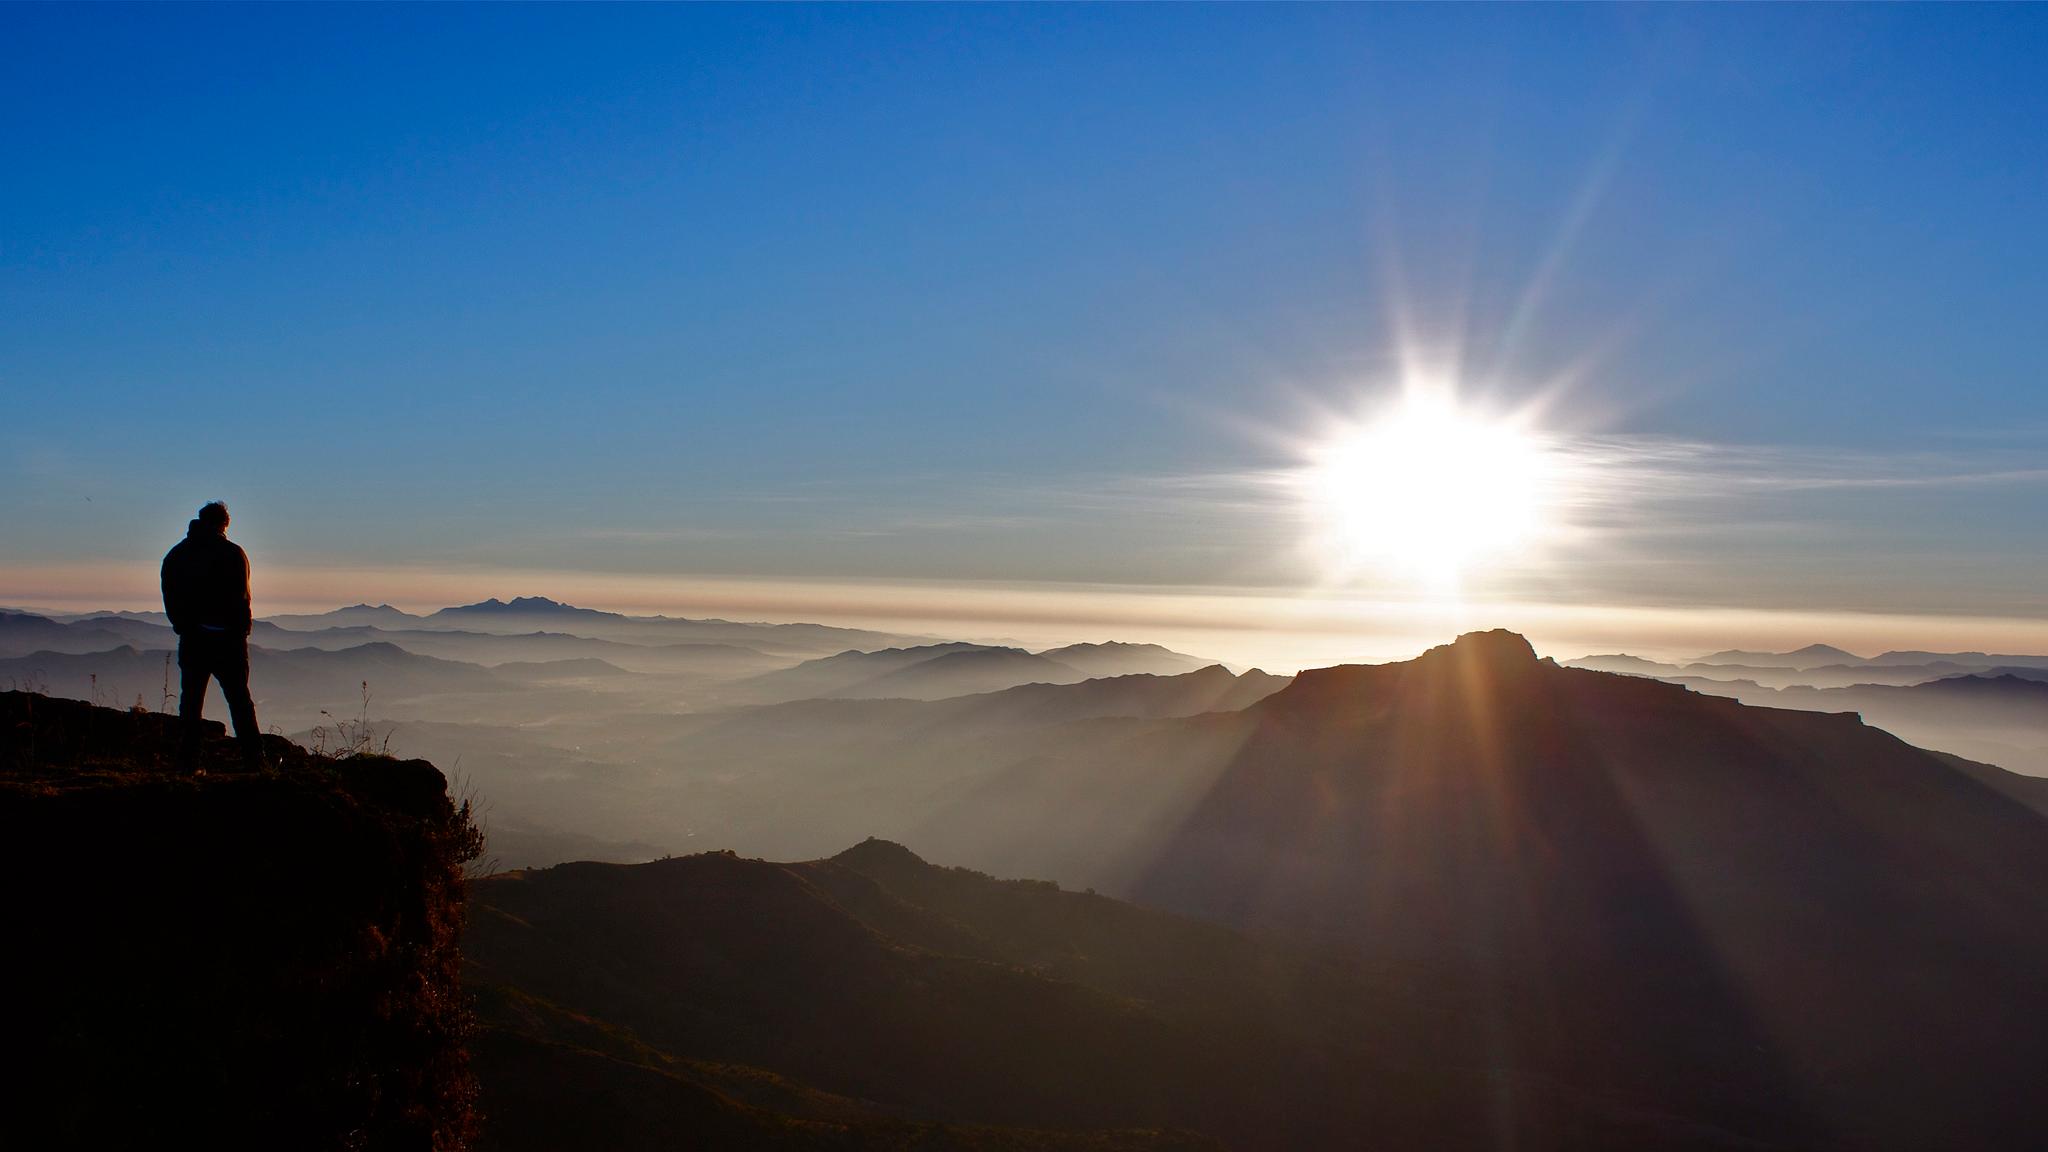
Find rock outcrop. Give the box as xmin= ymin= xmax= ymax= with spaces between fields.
xmin=1 ymin=691 xmax=482 ymax=1150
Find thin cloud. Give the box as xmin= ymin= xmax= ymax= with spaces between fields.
xmin=1559 ymin=435 xmax=2048 ymax=495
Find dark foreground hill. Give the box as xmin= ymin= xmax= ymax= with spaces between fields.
xmin=479 ymin=831 xmax=1927 ymax=1152
xmin=467 ymin=846 xmax=1233 ymax=1151
xmin=0 ymin=691 xmax=482 ymax=1151
xmin=469 ymin=844 xmax=1389 ymax=1151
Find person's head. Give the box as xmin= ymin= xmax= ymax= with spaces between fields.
xmin=197 ymin=501 xmax=230 ymax=534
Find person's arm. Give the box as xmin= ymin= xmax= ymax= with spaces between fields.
xmin=236 ymin=545 xmax=253 ymax=636
xmin=161 ymin=549 xmax=187 ymax=636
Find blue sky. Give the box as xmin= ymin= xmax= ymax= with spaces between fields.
xmin=4 ymin=5 xmax=2045 ymax=659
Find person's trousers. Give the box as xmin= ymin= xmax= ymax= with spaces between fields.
xmin=178 ymin=632 xmax=262 ymax=769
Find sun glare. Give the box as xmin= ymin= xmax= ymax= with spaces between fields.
xmin=1301 ymin=388 xmax=1557 ymax=590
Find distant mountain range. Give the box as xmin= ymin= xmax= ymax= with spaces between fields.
xmin=837 ymin=646 xmax=1086 ymax=699
xmin=1695 ymin=642 xmax=1864 ymax=668
xmin=1667 ymin=672 xmax=2048 ymax=775
xmin=1683 ymin=641 xmax=2048 ymax=672
xmin=1037 ymin=641 xmax=1219 ymax=678
xmin=247 ymin=623 xmax=785 ymax=677
xmin=30 ymin=596 xmax=930 ymax=658
xmin=265 ymin=603 xmax=424 ymax=630
xmin=727 ymin=642 xmax=996 ymax=701
xmin=1559 ymin=641 xmax=2048 ymax=777
xmin=729 ymin=640 xmax=1222 ymax=704
xmin=412 ymin=596 xmax=928 ymax=655
xmin=1 ymin=610 xmax=174 ymax=656
xmin=595 ymin=662 xmax=1289 ymax=867
xmin=2 ymin=611 xmax=799 ymax=681
xmin=0 ymin=640 xmax=510 ymax=724
xmin=1570 ymin=652 xmax=1987 ymax=690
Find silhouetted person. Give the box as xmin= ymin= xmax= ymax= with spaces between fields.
xmin=162 ymin=501 xmax=265 ymax=772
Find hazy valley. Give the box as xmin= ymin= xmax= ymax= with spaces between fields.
xmin=8 ymin=597 xmax=2045 ymax=880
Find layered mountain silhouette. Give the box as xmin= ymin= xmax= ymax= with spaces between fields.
xmin=733 ymin=642 xmax=1014 ymax=701
xmin=1671 ymin=671 xmax=2048 ymax=774
xmin=418 ymin=596 xmax=922 ymax=654
xmin=833 ymin=647 xmax=1086 ymax=700
xmin=13 ymin=613 xmax=2048 ymax=1149
xmin=1037 ymin=641 xmax=1219 ymax=679
xmin=1578 ymin=643 xmax=2048 ymax=688
xmin=1 ymin=610 xmax=163 ymax=657
xmin=910 ymin=664 xmax=1287 ymax=726
xmin=637 ymin=664 xmax=1285 ymax=866
xmin=1569 ymin=651 xmax=1995 ymax=690
xmin=3 ymin=608 xmax=786 ymax=675
xmin=1563 ymin=643 xmax=2048 ymax=776
xmin=464 ymin=629 xmax=2048 ymax=1146
xmin=1866 ymin=648 xmax=2048 ymax=668
xmin=1972 ymin=664 xmax=2048 ymax=682
xmin=732 ymin=640 xmax=1221 ymax=704
xmin=265 ymin=602 xmax=423 ymax=630
xmin=1696 ymin=642 xmax=1863 ymax=669
xmin=488 ymin=657 xmax=636 ymax=681
xmin=0 ymin=640 xmax=511 ymax=719
xmin=244 ymin=624 xmax=785 ymax=676
xmin=1563 ymin=651 xmax=1672 ymax=676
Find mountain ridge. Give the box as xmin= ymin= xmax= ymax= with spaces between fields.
xmin=1133 ymin=629 xmax=2048 ymax=1149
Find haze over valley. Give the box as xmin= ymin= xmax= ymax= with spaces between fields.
xmin=8 ymin=595 xmax=2044 ymax=879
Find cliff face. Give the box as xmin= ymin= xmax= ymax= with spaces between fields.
xmin=0 ymin=691 xmax=482 ymax=1151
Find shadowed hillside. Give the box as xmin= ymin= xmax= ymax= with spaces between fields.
xmin=1135 ymin=630 xmax=2048 ymax=1150
xmin=0 ymin=691 xmax=483 ymax=1151
xmin=473 ymin=1023 xmax=1219 ymax=1152
xmin=471 ymin=836 xmax=1889 ymax=1152
xmin=467 ymin=847 xmax=1229 ymax=1151
xmin=467 ymin=845 xmax=1415 ymax=1150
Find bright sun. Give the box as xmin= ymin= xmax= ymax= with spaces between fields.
xmin=1301 ymin=389 xmax=1556 ymax=590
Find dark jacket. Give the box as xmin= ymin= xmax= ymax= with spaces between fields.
xmin=161 ymin=521 xmax=253 ymax=637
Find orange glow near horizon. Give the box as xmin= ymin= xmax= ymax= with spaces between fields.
xmin=9 ymin=560 xmax=2048 ymax=675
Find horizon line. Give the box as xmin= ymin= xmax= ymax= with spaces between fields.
xmin=8 ymin=562 xmax=2048 ymax=672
